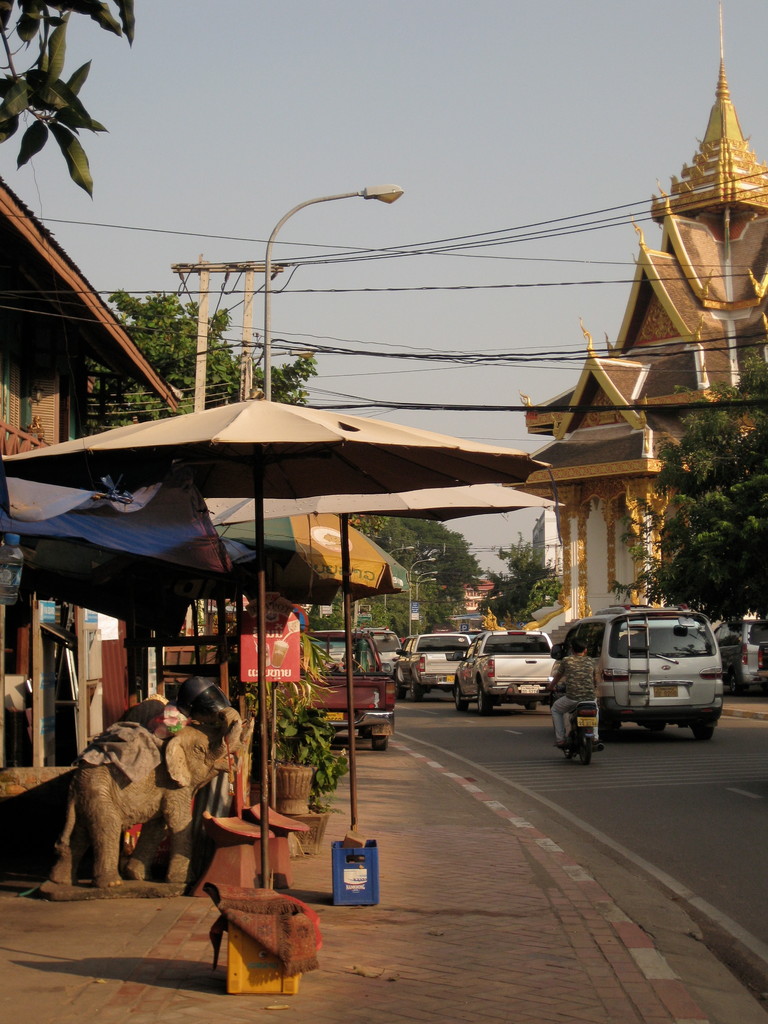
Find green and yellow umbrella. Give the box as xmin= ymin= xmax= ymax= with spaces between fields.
xmin=218 ymin=512 xmax=407 ymax=603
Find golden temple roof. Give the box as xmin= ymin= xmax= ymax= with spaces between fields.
xmin=651 ymin=61 xmax=768 ymax=219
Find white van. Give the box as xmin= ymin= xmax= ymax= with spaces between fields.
xmin=551 ymin=605 xmax=723 ymax=740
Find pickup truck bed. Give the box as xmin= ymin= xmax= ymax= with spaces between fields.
xmin=309 ymin=630 xmax=396 ymax=751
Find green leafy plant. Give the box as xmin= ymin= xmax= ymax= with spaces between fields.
xmin=273 ymin=688 xmax=348 ymax=812
xmin=0 ymin=2 xmax=135 ymax=193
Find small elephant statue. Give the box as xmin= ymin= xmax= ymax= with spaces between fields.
xmin=48 ymin=705 xmax=242 ymax=889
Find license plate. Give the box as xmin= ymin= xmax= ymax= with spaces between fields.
xmin=519 ymin=684 xmax=542 ymax=693
xmin=325 ymin=712 xmax=344 ymax=721
xmin=576 ymin=716 xmax=595 ymax=727
xmin=654 ymin=686 xmax=678 ymax=698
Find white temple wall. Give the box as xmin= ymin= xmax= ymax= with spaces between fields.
xmin=586 ymin=498 xmax=612 ymax=613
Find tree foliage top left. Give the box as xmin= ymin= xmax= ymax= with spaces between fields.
xmin=0 ymin=2 xmax=134 ymax=194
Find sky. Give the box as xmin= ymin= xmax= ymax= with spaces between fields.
xmin=3 ymin=0 xmax=766 ymax=573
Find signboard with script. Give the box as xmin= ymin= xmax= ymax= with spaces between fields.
xmin=240 ymin=593 xmax=301 ymax=682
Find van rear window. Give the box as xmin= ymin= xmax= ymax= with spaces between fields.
xmin=610 ymin=617 xmax=714 ymax=659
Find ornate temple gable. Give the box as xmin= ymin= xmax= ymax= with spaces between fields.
xmin=552 ymin=357 xmax=645 ymax=439
xmin=616 ymin=250 xmax=699 ymax=354
xmin=637 ymin=293 xmax=680 ymax=343
xmin=664 ymin=214 xmax=768 ymax=309
xmin=524 ymin=386 xmax=574 ymax=437
xmin=651 ymin=61 xmax=768 ymax=221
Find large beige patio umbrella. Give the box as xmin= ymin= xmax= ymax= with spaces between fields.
xmin=6 ymin=400 xmax=547 ymax=883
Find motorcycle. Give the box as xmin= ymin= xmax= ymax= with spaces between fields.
xmin=561 ymin=699 xmax=600 ymax=764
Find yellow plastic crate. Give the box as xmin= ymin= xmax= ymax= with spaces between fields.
xmin=226 ymin=922 xmax=302 ymax=995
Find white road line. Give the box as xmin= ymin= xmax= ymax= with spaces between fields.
xmin=726 ymin=787 xmax=763 ymax=799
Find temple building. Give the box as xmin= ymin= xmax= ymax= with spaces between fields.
xmin=523 ymin=57 xmax=768 ymax=629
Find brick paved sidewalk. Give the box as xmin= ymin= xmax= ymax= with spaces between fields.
xmin=2 ymin=738 xmax=766 ymax=1024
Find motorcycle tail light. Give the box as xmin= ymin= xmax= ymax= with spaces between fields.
xmin=578 ymin=709 xmax=597 ymax=718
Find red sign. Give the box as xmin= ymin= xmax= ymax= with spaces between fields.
xmin=240 ymin=593 xmax=301 ymax=682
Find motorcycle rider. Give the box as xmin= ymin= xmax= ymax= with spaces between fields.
xmin=548 ymin=638 xmax=602 ymax=749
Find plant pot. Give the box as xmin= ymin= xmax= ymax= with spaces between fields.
xmin=290 ymin=811 xmax=330 ymax=856
xmin=274 ymin=764 xmax=314 ymax=815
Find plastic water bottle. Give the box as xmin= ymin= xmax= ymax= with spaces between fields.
xmin=0 ymin=533 xmax=24 ymax=605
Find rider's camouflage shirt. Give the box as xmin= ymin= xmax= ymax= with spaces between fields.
xmin=554 ymin=654 xmax=596 ymax=700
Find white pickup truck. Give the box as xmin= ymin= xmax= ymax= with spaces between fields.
xmin=453 ymin=629 xmax=554 ymax=714
xmin=394 ymin=632 xmax=473 ymax=701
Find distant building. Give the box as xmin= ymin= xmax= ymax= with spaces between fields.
xmin=532 ymin=509 xmax=563 ymax=574
xmin=453 ymin=579 xmax=495 ymax=631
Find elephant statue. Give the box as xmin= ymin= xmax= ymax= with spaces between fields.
xmin=48 ymin=705 xmax=243 ymax=889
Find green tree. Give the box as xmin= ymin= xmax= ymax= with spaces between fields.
xmin=637 ymin=356 xmax=768 ymax=619
xmin=483 ymin=535 xmax=560 ymax=625
xmin=0 ymin=1 xmax=134 ymax=194
xmin=90 ymin=291 xmax=318 ymax=424
xmin=365 ymin=518 xmax=481 ymax=636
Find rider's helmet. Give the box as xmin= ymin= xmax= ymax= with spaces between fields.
xmin=176 ymin=676 xmax=231 ymax=718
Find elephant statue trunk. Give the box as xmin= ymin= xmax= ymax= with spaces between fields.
xmin=49 ymin=704 xmax=244 ymax=889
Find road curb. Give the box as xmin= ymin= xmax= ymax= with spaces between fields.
xmin=721 ymin=708 xmax=768 ymax=721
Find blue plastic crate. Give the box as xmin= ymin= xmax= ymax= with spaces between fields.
xmin=331 ymin=840 xmax=380 ymax=905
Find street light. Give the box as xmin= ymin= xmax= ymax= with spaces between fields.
xmin=262 ymin=184 xmax=404 ymax=400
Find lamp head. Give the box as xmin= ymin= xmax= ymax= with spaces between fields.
xmin=362 ymin=184 xmax=404 ymax=204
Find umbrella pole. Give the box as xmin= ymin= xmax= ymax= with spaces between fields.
xmin=340 ymin=513 xmax=358 ymax=830
xmin=254 ymin=462 xmax=271 ymax=888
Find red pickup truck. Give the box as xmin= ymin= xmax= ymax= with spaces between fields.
xmin=309 ymin=630 xmax=396 ymax=751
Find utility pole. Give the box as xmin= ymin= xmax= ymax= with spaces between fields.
xmin=171 ymin=260 xmax=271 ymax=410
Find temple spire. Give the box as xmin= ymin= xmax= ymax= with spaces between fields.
xmin=652 ymin=19 xmax=768 ymax=221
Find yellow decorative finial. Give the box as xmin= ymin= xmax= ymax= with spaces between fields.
xmin=631 ymin=219 xmax=646 ymax=248
xmin=655 ymin=180 xmax=668 ymax=198
xmin=580 ymin=318 xmax=596 ymax=356
xmin=519 ymin=392 xmax=532 ymax=408
xmin=749 ymin=269 xmax=767 ymax=299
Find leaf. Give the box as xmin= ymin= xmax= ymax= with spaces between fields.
xmin=66 ymin=60 xmax=91 ymax=96
xmin=46 ymin=20 xmax=68 ymax=83
xmin=49 ymin=121 xmax=93 ymax=195
xmin=119 ymin=0 xmax=135 ymax=43
xmin=17 ymin=9 xmax=43 ymax=44
xmin=0 ymin=115 xmax=19 ymax=142
xmin=0 ymin=79 xmax=31 ymax=120
xmin=17 ymin=118 xmax=48 ymax=166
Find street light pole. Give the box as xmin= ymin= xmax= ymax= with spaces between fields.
xmin=263 ymin=185 xmax=404 ymax=400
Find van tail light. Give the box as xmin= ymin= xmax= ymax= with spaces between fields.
xmin=386 ymin=679 xmax=396 ymax=705
xmin=603 ymin=668 xmax=629 ymax=681
xmin=742 ymin=642 xmax=749 ymax=666
xmin=487 ymin=658 xmax=495 ymax=679
xmin=418 ymin=655 xmax=426 ymax=673
xmin=699 ymin=669 xmax=722 ymax=679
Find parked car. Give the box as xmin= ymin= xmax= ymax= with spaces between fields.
xmin=394 ymin=632 xmax=473 ymax=700
xmin=713 ymin=619 xmax=768 ymax=694
xmin=554 ymin=605 xmax=722 ymax=740
xmin=453 ymin=629 xmax=554 ymax=714
xmin=361 ymin=628 xmax=402 ymax=677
